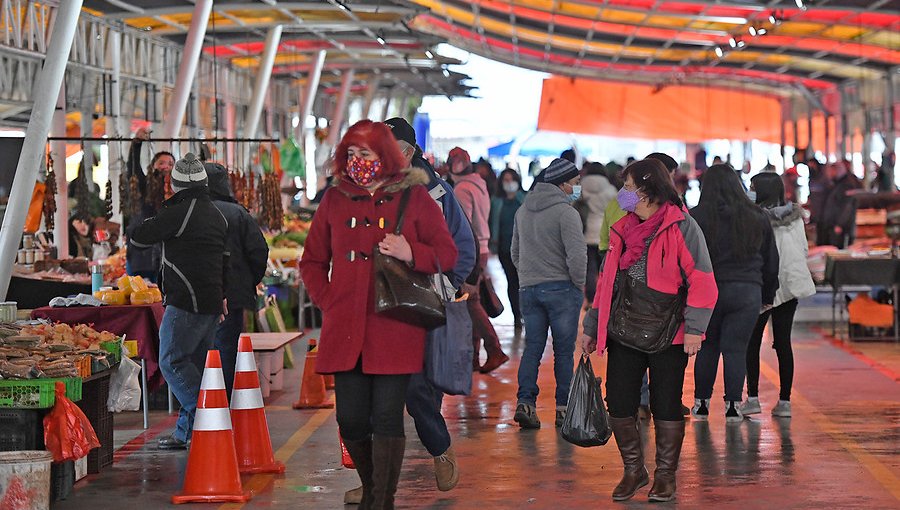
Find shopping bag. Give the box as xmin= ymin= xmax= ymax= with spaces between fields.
xmin=479 ymin=276 xmax=504 ymax=318
xmin=44 ymin=382 xmax=101 ymax=462
xmin=424 ymin=299 xmax=474 ymax=395
xmin=107 ymin=355 xmax=142 ymax=412
xmin=560 ymin=355 xmax=612 ymax=447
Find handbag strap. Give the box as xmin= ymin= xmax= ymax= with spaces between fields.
xmin=394 ymin=187 xmax=413 ymax=235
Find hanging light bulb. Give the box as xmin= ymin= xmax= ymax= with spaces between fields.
xmin=795 ymin=0 xmax=806 ymax=10
xmin=749 ymin=26 xmax=757 ymax=36
xmin=425 ymin=50 xmax=434 ymax=59
xmin=729 ymin=37 xmax=737 ymax=48
xmin=737 ymin=40 xmax=746 ymax=48
xmin=758 ymin=28 xmax=767 ymax=35
xmin=715 ymin=46 xmax=724 ymax=58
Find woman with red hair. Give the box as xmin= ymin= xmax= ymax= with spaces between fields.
xmin=300 ymin=120 xmax=457 ymax=509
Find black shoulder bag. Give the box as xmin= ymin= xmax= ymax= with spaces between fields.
xmin=607 ymin=271 xmax=686 ymax=354
xmin=373 ymin=188 xmax=447 ymax=329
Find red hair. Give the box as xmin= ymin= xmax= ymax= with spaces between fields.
xmin=334 ymin=120 xmax=407 ymax=179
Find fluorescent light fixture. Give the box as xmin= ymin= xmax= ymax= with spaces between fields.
xmin=376 ymin=36 xmax=386 ymax=45
xmin=758 ymin=28 xmax=767 ymax=35
xmin=749 ymin=26 xmax=757 ymax=36
xmin=795 ymin=0 xmax=806 ymax=10
xmin=737 ymin=40 xmax=746 ymax=48
xmin=715 ymin=46 xmax=724 ymax=58
xmin=442 ymin=69 xmax=451 ymax=78
xmin=425 ymin=50 xmax=434 ymax=59
xmin=729 ymin=37 xmax=737 ymax=48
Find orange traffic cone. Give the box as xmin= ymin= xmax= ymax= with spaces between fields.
xmin=340 ymin=434 xmax=355 ymax=469
xmin=172 ymin=350 xmax=250 ymax=504
xmin=231 ymin=335 xmax=286 ymax=474
xmin=324 ymin=374 xmax=335 ymax=390
xmin=292 ymin=341 xmax=334 ymax=409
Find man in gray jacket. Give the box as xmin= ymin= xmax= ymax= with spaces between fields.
xmin=512 ymin=158 xmax=587 ymax=429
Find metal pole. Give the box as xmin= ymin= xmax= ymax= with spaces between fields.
xmin=807 ymin=106 xmax=814 ymax=154
xmin=161 ymin=0 xmax=213 ymax=144
xmin=839 ymin=84 xmax=848 ymax=158
xmin=51 ymin=84 xmax=69 ymax=260
xmin=0 ymin=0 xmax=83 ymax=300
xmin=298 ymin=50 xmax=327 ymax=146
xmin=106 ymin=30 xmax=123 ymax=231
xmin=244 ymin=25 xmax=283 ymax=138
xmin=398 ymin=95 xmax=410 ymax=120
xmin=780 ymin=99 xmax=787 ymax=168
xmin=327 ymin=69 xmax=355 ymax=146
xmin=380 ymin=88 xmax=393 ymax=121
xmin=81 ymin=103 xmax=95 ymax=187
xmin=362 ymin=77 xmax=381 ymax=119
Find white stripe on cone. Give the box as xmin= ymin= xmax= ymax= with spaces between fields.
xmin=235 ymin=351 xmax=257 ymax=372
xmin=231 ymin=388 xmax=264 ymax=410
xmin=199 ymin=367 xmax=226 ymax=390
xmin=193 ymin=407 xmax=233 ymax=431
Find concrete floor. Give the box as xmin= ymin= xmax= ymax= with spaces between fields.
xmin=54 ymin=266 xmax=900 ymax=509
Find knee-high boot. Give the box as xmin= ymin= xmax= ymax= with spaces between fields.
xmin=371 ymin=435 xmax=405 ymax=510
xmin=648 ymin=419 xmax=685 ymax=502
xmin=609 ymin=415 xmax=649 ymax=501
xmin=342 ymin=437 xmax=373 ymax=509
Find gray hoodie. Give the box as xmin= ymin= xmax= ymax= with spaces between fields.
xmin=511 ymin=183 xmax=587 ymax=289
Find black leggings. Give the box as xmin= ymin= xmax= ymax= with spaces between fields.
xmin=498 ymin=249 xmax=521 ymax=322
xmin=334 ymin=360 xmax=411 ymax=441
xmin=585 ymin=245 xmax=602 ymax=304
xmin=605 ymin=340 xmax=688 ymax=421
xmin=746 ymin=299 xmax=798 ymax=401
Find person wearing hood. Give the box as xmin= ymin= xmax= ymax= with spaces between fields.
xmin=130 ymin=153 xmax=228 ymax=450
xmin=449 ymin=147 xmax=509 ymax=374
xmin=690 ymin=165 xmax=779 ymax=424
xmin=300 ymin=120 xmax=457 ymax=509
xmin=580 ymin=162 xmax=617 ymax=305
xmin=742 ymin=173 xmax=815 ymax=419
xmin=511 ymin=158 xmax=586 ymax=429
xmin=204 ymin=162 xmax=269 ymax=397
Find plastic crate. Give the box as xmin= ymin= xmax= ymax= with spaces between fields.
xmin=50 ymin=460 xmax=74 ymax=501
xmin=99 ymin=340 xmax=121 ymax=365
xmin=76 ymin=373 xmax=113 ymax=474
xmin=0 ymin=378 xmax=82 ymax=409
xmin=0 ymin=408 xmax=42 ymax=451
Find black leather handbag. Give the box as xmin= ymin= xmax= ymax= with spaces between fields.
xmin=607 ymin=271 xmax=685 ymax=353
xmin=374 ymin=188 xmax=447 ymax=329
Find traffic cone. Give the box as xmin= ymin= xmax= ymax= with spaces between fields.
xmin=292 ymin=340 xmax=333 ymax=409
xmin=324 ymin=374 xmax=335 ymax=390
xmin=172 ymin=350 xmax=250 ymax=504
xmin=231 ymin=335 xmax=286 ymax=474
xmin=340 ymin=434 xmax=355 ymax=469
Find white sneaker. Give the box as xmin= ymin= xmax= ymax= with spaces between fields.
xmin=740 ymin=397 xmax=761 ymax=415
xmin=772 ymin=400 xmax=792 ymax=418
xmin=691 ymin=399 xmax=709 ymax=421
xmin=725 ymin=401 xmax=744 ymax=423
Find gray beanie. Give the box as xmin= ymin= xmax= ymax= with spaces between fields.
xmin=543 ymin=158 xmax=579 ymax=185
xmin=171 ymin=152 xmax=208 ymax=191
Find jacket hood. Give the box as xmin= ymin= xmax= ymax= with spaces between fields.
xmin=204 ymin=163 xmax=236 ymax=202
xmin=525 ymin=182 xmax=570 ymax=212
xmin=764 ymin=202 xmax=802 ymax=227
xmin=581 ymin=174 xmax=614 ymax=194
xmin=336 ymin=166 xmax=430 ymax=197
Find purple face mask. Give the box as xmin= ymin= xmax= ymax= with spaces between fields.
xmin=617 ymin=188 xmax=640 ymax=212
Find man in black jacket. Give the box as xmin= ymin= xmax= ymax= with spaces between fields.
xmin=131 ymin=152 xmax=228 ymax=450
xmin=205 ymin=163 xmax=269 ymax=396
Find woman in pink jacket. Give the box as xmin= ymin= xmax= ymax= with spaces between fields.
xmin=582 ymin=159 xmax=717 ymax=503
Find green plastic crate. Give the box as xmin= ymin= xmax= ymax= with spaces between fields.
xmin=99 ymin=340 xmax=121 ymax=365
xmin=0 ymin=378 xmax=82 ymax=409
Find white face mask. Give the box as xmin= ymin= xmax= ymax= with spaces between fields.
xmin=503 ymin=182 xmax=519 ymax=194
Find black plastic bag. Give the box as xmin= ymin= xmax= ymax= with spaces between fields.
xmin=561 ymin=355 xmax=612 ymax=447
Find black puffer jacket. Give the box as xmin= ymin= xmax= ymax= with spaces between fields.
xmin=205 ymin=164 xmax=269 ymax=310
xmin=131 ymin=186 xmax=228 ymax=315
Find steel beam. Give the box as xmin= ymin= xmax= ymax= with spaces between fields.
xmin=244 ymin=25 xmax=283 ymax=138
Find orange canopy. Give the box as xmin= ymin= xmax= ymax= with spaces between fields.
xmin=537 ymin=76 xmax=783 ymax=143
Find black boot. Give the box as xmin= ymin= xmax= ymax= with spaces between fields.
xmin=609 ymin=415 xmax=649 ymax=501
xmin=371 ymin=435 xmax=405 ymax=510
xmin=342 ymin=437 xmax=374 ymax=509
xmin=648 ymin=419 xmax=685 ymax=503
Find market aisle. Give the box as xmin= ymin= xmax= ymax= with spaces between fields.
xmin=56 ymin=285 xmax=899 ymax=509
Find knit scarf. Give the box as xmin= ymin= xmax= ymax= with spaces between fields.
xmin=618 ymin=203 xmax=670 ymax=270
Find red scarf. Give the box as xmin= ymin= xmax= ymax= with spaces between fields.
xmin=618 ymin=203 xmax=671 ymax=270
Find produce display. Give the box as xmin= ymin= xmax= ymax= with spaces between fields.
xmin=0 ymin=322 xmax=117 ymax=380
xmin=94 ymin=275 xmax=162 ymax=305
xmin=265 ymin=214 xmax=311 ymax=261
xmin=260 ymin=172 xmax=284 ymax=231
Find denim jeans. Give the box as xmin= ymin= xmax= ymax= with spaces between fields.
xmin=516 ymin=281 xmax=583 ymax=408
xmin=158 ymin=305 xmax=220 ymax=442
xmin=214 ymin=308 xmax=245 ymax=398
xmin=406 ymin=370 xmax=450 ymax=457
xmin=694 ymin=282 xmax=762 ymax=403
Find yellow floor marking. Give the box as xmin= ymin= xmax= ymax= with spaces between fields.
xmin=759 ymin=360 xmax=900 ymax=500
xmin=219 ymin=408 xmax=335 ymax=510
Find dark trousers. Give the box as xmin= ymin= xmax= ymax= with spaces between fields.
xmin=585 ymin=244 xmax=602 ymax=304
xmin=406 ymin=371 xmax=450 ymax=457
xmin=214 ymin=308 xmax=245 ymax=398
xmin=606 ymin=341 xmax=688 ymax=421
xmin=747 ymin=299 xmax=798 ymax=401
xmin=694 ymin=282 xmax=762 ymax=403
xmin=498 ymin=249 xmax=521 ymax=323
xmin=470 ymin=254 xmax=503 ymax=362
xmin=334 ymin=360 xmax=411 ymax=441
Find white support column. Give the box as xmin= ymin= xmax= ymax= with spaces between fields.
xmin=106 ymin=30 xmax=123 ymax=231
xmin=298 ymin=50 xmax=326 ymax=144
xmin=0 ymin=0 xmax=83 ymax=299
xmin=362 ymin=77 xmax=380 ymax=120
xmin=327 ymin=69 xmax=355 ymax=146
xmin=51 ymin=84 xmax=69 ymax=260
xmin=161 ymin=0 xmax=213 ymax=143
xmin=243 ymin=25 xmax=282 ymax=138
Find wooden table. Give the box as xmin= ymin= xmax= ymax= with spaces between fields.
xmin=244 ymin=332 xmax=304 ymax=398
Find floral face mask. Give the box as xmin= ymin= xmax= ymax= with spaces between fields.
xmin=347 ymin=155 xmax=382 ymax=187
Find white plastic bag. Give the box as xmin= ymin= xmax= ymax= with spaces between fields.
xmin=107 ymin=355 xmax=142 ymax=412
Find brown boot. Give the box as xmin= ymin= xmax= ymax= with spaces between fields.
xmin=609 ymin=415 xmax=649 ymax=501
xmin=648 ymin=419 xmax=685 ymax=503
xmin=472 ymin=336 xmax=482 ymax=371
xmin=342 ymin=438 xmax=373 ymax=508
xmin=371 ymin=435 xmax=405 ymax=510
xmin=344 ymin=486 xmax=363 ymax=505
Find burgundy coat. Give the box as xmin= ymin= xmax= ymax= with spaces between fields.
xmin=300 ymin=168 xmax=458 ymax=375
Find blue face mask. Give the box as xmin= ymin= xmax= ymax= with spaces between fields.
xmin=568 ymin=184 xmax=582 ymax=202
